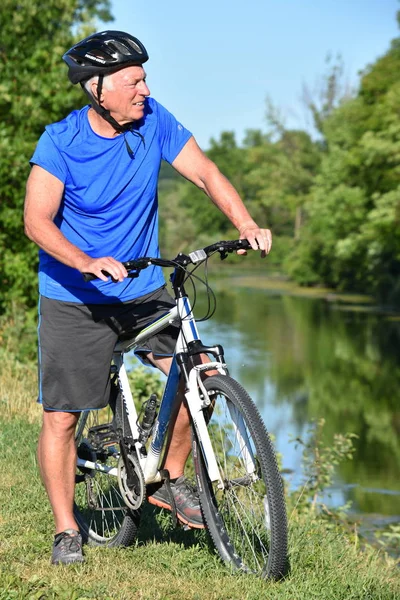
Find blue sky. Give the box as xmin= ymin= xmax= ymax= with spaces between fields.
xmin=108 ymin=0 xmax=399 ymax=149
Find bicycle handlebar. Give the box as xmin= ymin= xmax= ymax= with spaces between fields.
xmin=82 ymin=239 xmax=253 ymax=282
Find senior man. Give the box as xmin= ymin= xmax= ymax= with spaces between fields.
xmin=24 ymin=30 xmax=272 ymax=565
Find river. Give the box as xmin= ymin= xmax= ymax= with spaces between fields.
xmin=194 ymin=271 xmax=400 ymax=528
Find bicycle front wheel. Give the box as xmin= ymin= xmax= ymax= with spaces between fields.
xmin=193 ymin=375 xmax=288 ymax=579
xmin=74 ymin=406 xmax=141 ymax=546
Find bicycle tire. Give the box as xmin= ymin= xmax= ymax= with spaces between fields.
xmin=192 ymin=374 xmax=288 ymax=579
xmin=74 ymin=402 xmax=141 ymax=546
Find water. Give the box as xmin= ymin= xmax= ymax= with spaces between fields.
xmin=194 ymin=276 xmax=400 ymax=521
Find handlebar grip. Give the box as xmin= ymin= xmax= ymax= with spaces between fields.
xmin=82 ymin=270 xmax=111 ymax=282
xmin=238 ymin=239 xmax=252 ymax=250
xmin=203 ymin=238 xmax=253 ymax=256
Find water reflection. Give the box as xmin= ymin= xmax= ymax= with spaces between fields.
xmin=196 ymin=282 xmax=400 ymax=516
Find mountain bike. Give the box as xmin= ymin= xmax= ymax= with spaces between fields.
xmin=74 ymin=239 xmax=288 ymax=580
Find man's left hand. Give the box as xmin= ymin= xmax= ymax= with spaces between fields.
xmin=238 ymin=224 xmax=272 ymax=258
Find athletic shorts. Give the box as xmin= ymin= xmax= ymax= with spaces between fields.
xmin=37 ymin=286 xmax=179 ymax=412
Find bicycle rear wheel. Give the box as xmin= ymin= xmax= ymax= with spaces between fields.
xmin=74 ymin=404 xmax=141 ymax=546
xmin=192 ymin=374 xmax=288 ymax=579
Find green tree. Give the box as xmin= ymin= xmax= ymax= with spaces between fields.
xmin=288 ymin=16 xmax=400 ymax=302
xmin=0 ymin=0 xmax=112 ymax=316
xmin=302 ymin=53 xmax=353 ymax=138
xmin=244 ymin=127 xmax=320 ymax=239
xmin=179 ymin=131 xmax=249 ymax=241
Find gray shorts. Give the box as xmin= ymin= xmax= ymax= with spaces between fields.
xmin=38 ymin=286 xmax=178 ymax=412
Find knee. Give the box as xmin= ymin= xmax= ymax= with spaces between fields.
xmin=42 ymin=410 xmax=79 ymax=440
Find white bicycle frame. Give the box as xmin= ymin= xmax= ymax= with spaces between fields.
xmin=76 ymin=293 xmax=257 ymax=487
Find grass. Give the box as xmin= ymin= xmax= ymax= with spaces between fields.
xmin=0 ymin=356 xmax=399 ymax=599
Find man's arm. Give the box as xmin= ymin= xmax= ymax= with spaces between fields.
xmin=171 ymin=137 xmax=272 ymax=255
xmin=24 ymin=165 xmax=128 ymax=281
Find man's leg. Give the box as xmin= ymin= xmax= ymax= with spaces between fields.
xmin=147 ymin=355 xmax=191 ymax=478
xmin=37 ymin=297 xmax=120 ymax=562
xmin=146 ymin=353 xmax=216 ymax=528
xmin=37 ymin=409 xmax=80 ymax=534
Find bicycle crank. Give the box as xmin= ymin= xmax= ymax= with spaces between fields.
xmin=117 ymin=451 xmax=145 ymax=510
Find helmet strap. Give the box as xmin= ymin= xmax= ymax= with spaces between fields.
xmin=96 ymin=74 xmax=104 ymax=106
xmin=80 ymin=76 xmax=132 ymax=134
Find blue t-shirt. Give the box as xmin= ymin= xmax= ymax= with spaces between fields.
xmin=30 ymin=98 xmax=192 ymax=303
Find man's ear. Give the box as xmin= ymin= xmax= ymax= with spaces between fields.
xmin=91 ymin=80 xmax=102 ymax=102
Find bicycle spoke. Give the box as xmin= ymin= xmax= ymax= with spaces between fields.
xmin=74 ymin=407 xmax=140 ymax=546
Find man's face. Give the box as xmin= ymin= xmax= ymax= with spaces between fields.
xmin=99 ymin=65 xmax=150 ymax=125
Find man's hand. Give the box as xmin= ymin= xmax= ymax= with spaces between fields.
xmin=79 ymin=256 xmax=128 ymax=282
xmin=238 ymin=222 xmax=272 ymax=258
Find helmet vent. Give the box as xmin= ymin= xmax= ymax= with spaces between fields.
xmin=108 ymin=40 xmax=131 ymax=56
xmin=125 ymin=39 xmax=143 ymax=54
xmin=87 ymin=50 xmax=111 ymax=61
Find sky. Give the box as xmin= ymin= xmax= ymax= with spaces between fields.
xmin=107 ymin=0 xmax=400 ymax=149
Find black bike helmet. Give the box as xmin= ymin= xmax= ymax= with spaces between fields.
xmin=63 ymin=30 xmax=149 ymax=84
xmin=62 ymin=31 xmax=149 ymax=136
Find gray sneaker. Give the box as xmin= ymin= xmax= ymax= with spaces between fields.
xmin=51 ymin=529 xmax=84 ymax=565
xmin=147 ymin=475 xmax=205 ymax=529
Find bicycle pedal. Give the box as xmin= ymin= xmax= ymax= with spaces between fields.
xmin=88 ymin=424 xmax=118 ymax=448
xmin=89 ymin=423 xmax=115 ymax=434
xmin=95 ymin=435 xmax=119 ymax=448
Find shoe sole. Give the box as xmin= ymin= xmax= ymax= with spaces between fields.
xmin=147 ymin=496 xmax=206 ymax=529
xmin=51 ymin=554 xmax=85 ymax=565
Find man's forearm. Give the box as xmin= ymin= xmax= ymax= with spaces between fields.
xmin=25 ymin=218 xmax=90 ymax=272
xmin=200 ymin=166 xmax=257 ymax=233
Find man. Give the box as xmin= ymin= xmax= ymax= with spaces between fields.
xmin=24 ymin=30 xmax=272 ymax=565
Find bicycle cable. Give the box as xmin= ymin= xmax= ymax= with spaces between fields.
xmin=180 ymin=254 xmax=218 ymax=322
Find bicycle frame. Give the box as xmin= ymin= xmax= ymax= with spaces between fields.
xmin=76 ymin=292 xmax=231 ymax=486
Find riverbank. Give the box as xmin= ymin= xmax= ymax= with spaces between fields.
xmin=206 ymin=263 xmax=387 ymax=309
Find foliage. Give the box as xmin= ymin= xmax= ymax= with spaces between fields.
xmin=158 ymin=163 xmax=197 ymax=255
xmin=0 ymin=302 xmax=38 ymax=362
xmin=302 ymin=53 xmax=354 ymax=137
xmin=245 ymin=128 xmax=321 ymax=238
xmin=375 ymin=524 xmax=400 ymax=557
xmin=290 ymin=418 xmax=357 ymax=512
xmin=287 ymin=23 xmax=400 ymax=302
xmin=0 ymin=0 xmax=113 ymax=315
xmin=179 ymin=131 xmax=250 ymax=238
xmin=174 ymin=125 xmax=321 ymax=248
xmin=128 ymin=361 xmax=164 ymax=405
xmin=159 ymin=24 xmax=400 ymax=307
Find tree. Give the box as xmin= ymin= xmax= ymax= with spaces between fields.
xmin=0 ymin=0 xmax=113 ymax=315
xmin=244 ymin=126 xmax=320 ymax=239
xmin=301 ymin=53 xmax=353 ymax=139
xmin=288 ymin=21 xmax=400 ymax=302
xmin=179 ymin=131 xmax=249 ymax=240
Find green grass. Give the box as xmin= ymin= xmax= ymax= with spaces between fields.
xmin=0 ymin=359 xmax=399 ymax=599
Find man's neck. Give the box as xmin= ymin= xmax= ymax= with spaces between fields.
xmin=87 ymin=107 xmax=123 ymax=138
